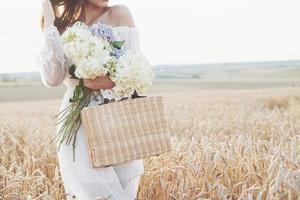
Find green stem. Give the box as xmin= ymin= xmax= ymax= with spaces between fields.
xmin=52 ymin=86 xmax=96 ymax=161
xmin=52 ymin=102 xmax=73 ymax=120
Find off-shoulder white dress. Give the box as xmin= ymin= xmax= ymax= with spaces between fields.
xmin=34 ymin=24 xmax=144 ymax=200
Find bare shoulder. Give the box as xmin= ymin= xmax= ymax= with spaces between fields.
xmin=109 ymin=4 xmax=135 ymax=27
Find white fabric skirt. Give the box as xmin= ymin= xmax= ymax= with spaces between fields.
xmin=55 ymin=92 xmax=144 ymax=200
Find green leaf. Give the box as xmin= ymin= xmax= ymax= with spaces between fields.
xmin=111 ymin=40 xmax=125 ymax=49
xmin=69 ymin=80 xmax=85 ymax=102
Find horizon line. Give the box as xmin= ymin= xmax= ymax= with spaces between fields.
xmin=1 ymin=59 xmax=300 ymax=75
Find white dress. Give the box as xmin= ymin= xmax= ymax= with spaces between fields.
xmin=34 ymin=24 xmax=144 ymax=200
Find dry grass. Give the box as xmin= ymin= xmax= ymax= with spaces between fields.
xmin=1 ymin=88 xmax=300 ymax=200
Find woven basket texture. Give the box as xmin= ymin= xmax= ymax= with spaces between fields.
xmin=80 ymin=95 xmax=172 ymax=168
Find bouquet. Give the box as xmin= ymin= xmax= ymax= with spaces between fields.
xmin=51 ymin=22 xmax=155 ymax=161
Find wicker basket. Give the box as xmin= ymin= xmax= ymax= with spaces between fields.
xmin=80 ymin=94 xmax=172 ymax=168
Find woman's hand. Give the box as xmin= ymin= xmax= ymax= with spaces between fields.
xmin=42 ymin=0 xmax=56 ymax=29
xmin=83 ymin=74 xmax=116 ymax=90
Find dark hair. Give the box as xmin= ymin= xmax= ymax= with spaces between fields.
xmin=40 ymin=0 xmax=84 ymax=33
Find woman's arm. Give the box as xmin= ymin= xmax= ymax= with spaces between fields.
xmin=34 ymin=0 xmax=69 ymax=88
xmin=35 ymin=25 xmax=69 ymax=88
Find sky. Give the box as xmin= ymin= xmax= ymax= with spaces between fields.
xmin=0 ymin=0 xmax=299 ymax=73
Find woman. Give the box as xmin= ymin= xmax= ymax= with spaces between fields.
xmin=35 ymin=0 xmax=144 ymax=199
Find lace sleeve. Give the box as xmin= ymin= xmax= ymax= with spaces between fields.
xmin=34 ymin=25 xmax=69 ymax=88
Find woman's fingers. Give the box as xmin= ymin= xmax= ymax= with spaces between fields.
xmin=42 ymin=0 xmax=55 ymax=29
xmin=84 ymin=76 xmax=106 ymax=83
xmin=83 ymin=76 xmax=114 ymax=89
xmin=83 ymin=78 xmax=103 ymax=89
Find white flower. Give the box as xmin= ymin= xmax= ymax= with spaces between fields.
xmin=62 ymin=22 xmax=92 ymax=43
xmin=75 ymin=57 xmax=109 ymax=79
xmin=61 ymin=22 xmax=113 ymax=79
xmin=63 ymin=41 xmax=90 ymax=64
xmin=88 ymin=36 xmax=112 ymax=64
xmin=111 ymin=51 xmax=155 ymax=97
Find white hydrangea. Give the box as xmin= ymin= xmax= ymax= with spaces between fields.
xmin=111 ymin=51 xmax=155 ymax=97
xmin=88 ymin=36 xmax=112 ymax=64
xmin=61 ymin=22 xmax=112 ymax=79
xmin=63 ymin=41 xmax=90 ymax=64
xmin=61 ymin=22 xmax=92 ymax=43
xmin=74 ymin=57 xmax=109 ymax=79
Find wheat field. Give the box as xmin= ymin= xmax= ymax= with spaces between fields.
xmin=1 ymin=88 xmax=300 ymax=200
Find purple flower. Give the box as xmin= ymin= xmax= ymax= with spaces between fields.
xmin=89 ymin=23 xmax=114 ymax=42
xmin=110 ymin=48 xmax=125 ymax=59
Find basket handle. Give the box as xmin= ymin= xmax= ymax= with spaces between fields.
xmin=131 ymin=90 xmax=147 ymax=99
xmin=100 ymin=89 xmax=146 ymax=105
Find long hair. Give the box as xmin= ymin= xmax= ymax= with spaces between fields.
xmin=40 ymin=0 xmax=85 ymax=33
